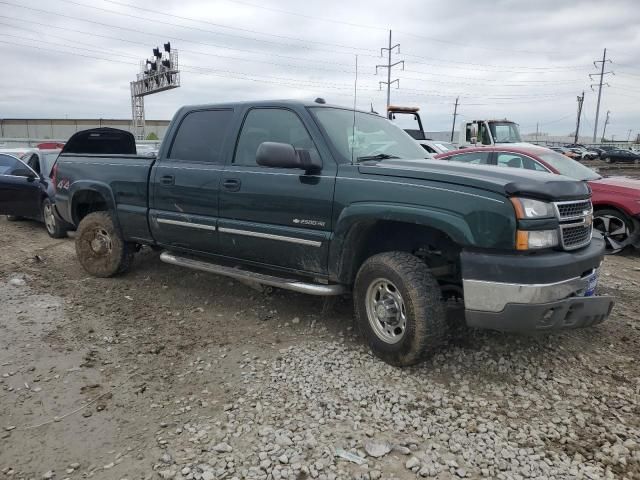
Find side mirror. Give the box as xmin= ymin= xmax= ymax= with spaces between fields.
xmin=256 ymin=142 xmax=322 ymax=173
xmin=470 ymin=136 xmax=478 ymax=145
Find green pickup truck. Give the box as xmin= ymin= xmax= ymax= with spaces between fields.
xmin=52 ymin=100 xmax=613 ymax=366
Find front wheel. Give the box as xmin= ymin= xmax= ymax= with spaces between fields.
xmin=42 ymin=198 xmax=69 ymax=238
xmin=75 ymin=211 xmax=134 ymax=277
xmin=354 ymin=252 xmax=446 ymax=367
xmin=593 ymin=209 xmax=634 ymax=254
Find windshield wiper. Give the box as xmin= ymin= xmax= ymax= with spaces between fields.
xmin=355 ymin=153 xmax=401 ymax=162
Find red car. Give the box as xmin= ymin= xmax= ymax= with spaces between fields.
xmin=434 ymin=146 xmax=640 ymax=253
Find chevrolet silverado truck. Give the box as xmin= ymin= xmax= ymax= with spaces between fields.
xmin=52 ymin=100 xmax=614 ymax=366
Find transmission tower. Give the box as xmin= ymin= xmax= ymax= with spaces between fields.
xmin=589 ymin=48 xmax=613 ymax=143
xmin=574 ymin=91 xmax=584 ymax=144
xmin=450 ymin=97 xmax=459 ymax=142
xmin=130 ymin=42 xmax=181 ymax=140
xmin=376 ymin=30 xmax=404 ymax=109
xmin=601 ymin=110 xmax=611 ymax=142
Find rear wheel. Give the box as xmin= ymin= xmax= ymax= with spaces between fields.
xmin=75 ymin=211 xmax=134 ymax=277
xmin=354 ymin=252 xmax=446 ymax=367
xmin=42 ymin=198 xmax=68 ymax=238
xmin=593 ymin=208 xmax=634 ymax=254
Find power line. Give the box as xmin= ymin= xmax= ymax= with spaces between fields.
xmin=0 ymin=18 xmax=358 ymax=74
xmin=0 ymin=3 xmax=371 ymax=66
xmin=401 ymin=53 xmax=591 ymax=72
xmin=69 ymin=0 xmax=376 ymax=53
xmin=218 ymin=0 xmax=560 ymax=55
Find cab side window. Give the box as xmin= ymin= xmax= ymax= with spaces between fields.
xmin=496 ymin=153 xmax=547 ymax=172
xmin=234 ymin=108 xmax=319 ymax=166
xmin=168 ymin=109 xmax=234 ymax=164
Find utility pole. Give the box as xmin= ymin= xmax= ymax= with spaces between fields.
xmin=590 ymin=48 xmax=613 ymax=143
xmin=601 ymin=110 xmax=610 ymax=142
xmin=376 ymin=30 xmax=404 ymax=109
xmin=627 ymin=129 xmax=632 ymax=142
xmin=574 ymin=91 xmax=584 ymax=144
xmin=536 ymin=122 xmax=539 ymax=143
xmin=450 ymin=97 xmax=459 ymax=142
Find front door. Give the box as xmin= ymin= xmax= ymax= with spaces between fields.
xmin=0 ymin=155 xmax=41 ymax=218
xmin=218 ymin=107 xmax=336 ymax=276
xmin=150 ymin=109 xmax=235 ymax=254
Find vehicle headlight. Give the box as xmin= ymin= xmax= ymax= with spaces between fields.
xmin=516 ymin=229 xmax=559 ymax=250
xmin=510 ymin=197 xmax=555 ymax=219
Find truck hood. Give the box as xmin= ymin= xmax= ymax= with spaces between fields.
xmin=358 ymin=158 xmax=591 ymax=201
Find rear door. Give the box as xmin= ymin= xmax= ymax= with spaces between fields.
xmin=218 ymin=107 xmax=336 ymax=275
xmin=0 ymin=154 xmax=42 ymax=218
xmin=149 ymin=108 xmax=235 ymax=253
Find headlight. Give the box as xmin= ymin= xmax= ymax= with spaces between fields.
xmin=516 ymin=229 xmax=559 ymax=250
xmin=510 ymin=197 xmax=555 ymax=219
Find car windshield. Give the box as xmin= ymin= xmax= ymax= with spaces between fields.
xmin=489 ymin=122 xmax=522 ymax=143
xmin=538 ymin=150 xmax=601 ymax=181
xmin=310 ymin=107 xmax=427 ymax=162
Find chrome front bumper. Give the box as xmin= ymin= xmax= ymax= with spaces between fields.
xmin=463 ymin=269 xmax=598 ymax=313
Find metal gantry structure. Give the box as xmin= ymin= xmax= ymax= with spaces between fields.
xmin=130 ymin=42 xmax=181 ymax=140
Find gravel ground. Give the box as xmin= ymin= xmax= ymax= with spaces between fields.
xmin=0 ymin=217 xmax=639 ymax=480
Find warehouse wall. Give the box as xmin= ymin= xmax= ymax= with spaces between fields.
xmin=0 ymin=119 xmax=170 ymax=140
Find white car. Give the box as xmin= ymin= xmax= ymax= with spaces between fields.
xmin=417 ymin=140 xmax=458 ymax=155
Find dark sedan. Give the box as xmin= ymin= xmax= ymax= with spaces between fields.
xmin=602 ymin=149 xmax=640 ymax=164
xmin=0 ymin=151 xmax=72 ymax=237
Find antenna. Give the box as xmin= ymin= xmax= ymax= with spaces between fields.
xmin=351 ymin=54 xmax=358 ymax=165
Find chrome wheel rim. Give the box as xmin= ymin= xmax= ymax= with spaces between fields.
xmin=90 ymin=228 xmax=113 ymax=255
xmin=594 ymin=214 xmax=631 ymax=253
xmin=43 ymin=202 xmax=56 ymax=234
xmin=365 ymin=278 xmax=407 ymax=344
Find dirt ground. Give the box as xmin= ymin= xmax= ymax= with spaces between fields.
xmin=1 ymin=216 xmax=639 ymax=480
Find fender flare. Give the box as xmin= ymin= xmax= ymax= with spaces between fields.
xmin=328 ymin=202 xmax=474 ymax=283
xmin=68 ymin=181 xmax=117 ymax=225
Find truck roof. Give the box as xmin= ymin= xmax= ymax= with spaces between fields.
xmin=176 ymin=99 xmax=373 ymax=115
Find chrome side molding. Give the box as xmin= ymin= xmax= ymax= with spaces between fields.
xmin=159 ymin=251 xmax=346 ymax=296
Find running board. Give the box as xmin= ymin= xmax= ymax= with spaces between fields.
xmin=160 ymin=251 xmax=346 ymax=296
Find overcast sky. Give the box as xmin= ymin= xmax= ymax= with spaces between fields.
xmin=0 ymin=0 xmax=638 ymax=138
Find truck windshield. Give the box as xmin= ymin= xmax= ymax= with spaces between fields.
xmin=310 ymin=107 xmax=427 ymax=162
xmin=538 ymin=150 xmax=601 ymax=181
xmin=489 ymin=122 xmax=522 ymax=143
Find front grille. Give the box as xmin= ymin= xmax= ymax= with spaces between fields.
xmin=561 ymin=224 xmax=592 ymax=249
xmin=556 ymin=200 xmax=592 ymax=220
xmin=555 ymin=200 xmax=593 ymax=250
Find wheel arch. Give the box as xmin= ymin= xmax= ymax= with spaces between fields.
xmin=69 ymin=183 xmax=116 ymax=226
xmin=329 ymin=204 xmax=472 ymax=285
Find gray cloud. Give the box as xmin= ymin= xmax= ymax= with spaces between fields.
xmin=0 ymin=0 xmax=638 ymax=138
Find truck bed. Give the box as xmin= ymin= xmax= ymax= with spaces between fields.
xmin=54 ymin=153 xmax=156 ymax=243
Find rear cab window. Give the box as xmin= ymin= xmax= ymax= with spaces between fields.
xmin=168 ymin=109 xmax=235 ymax=164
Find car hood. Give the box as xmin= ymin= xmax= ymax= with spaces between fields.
xmin=590 ymin=176 xmax=640 ymax=196
xmin=358 ymin=158 xmax=591 ymax=201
